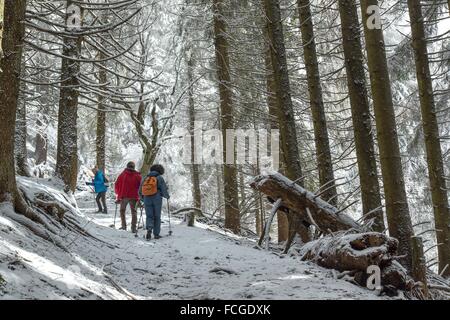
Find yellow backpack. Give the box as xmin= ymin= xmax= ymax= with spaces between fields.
xmin=142 ymin=176 xmax=158 ymax=196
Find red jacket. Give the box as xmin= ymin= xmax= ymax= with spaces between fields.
xmin=115 ymin=169 xmax=142 ymax=201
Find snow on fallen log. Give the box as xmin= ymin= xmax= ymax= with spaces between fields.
xmin=298 ymin=231 xmax=413 ymax=292
xmin=250 ymin=173 xmax=361 ymax=233
xmin=298 ymin=232 xmax=398 ymax=271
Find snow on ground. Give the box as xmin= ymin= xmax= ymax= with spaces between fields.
xmin=0 ymin=178 xmax=391 ymax=300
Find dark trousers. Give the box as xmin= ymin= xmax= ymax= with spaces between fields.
xmin=120 ymin=198 xmax=137 ymax=232
xmin=96 ymin=192 xmax=107 ymax=212
xmin=145 ymin=197 xmax=162 ymax=236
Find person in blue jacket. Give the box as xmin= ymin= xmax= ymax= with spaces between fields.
xmin=91 ymin=166 xmax=109 ymax=213
xmin=140 ymin=164 xmax=170 ymax=240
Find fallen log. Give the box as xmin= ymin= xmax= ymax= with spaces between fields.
xmin=299 ymin=232 xmax=398 ymax=271
xmin=250 ymin=174 xmax=361 ymax=233
xmin=298 ymin=231 xmax=412 ymax=291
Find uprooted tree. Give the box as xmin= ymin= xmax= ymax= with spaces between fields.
xmin=250 ymin=173 xmax=433 ymax=296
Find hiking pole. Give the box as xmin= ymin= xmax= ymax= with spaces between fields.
xmin=167 ymin=199 xmax=173 ymax=236
xmin=111 ymin=201 xmax=118 ymax=228
xmin=135 ymin=202 xmax=144 ymax=238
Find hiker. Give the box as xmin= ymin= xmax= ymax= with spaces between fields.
xmin=88 ymin=166 xmax=109 ymax=213
xmin=115 ymin=161 xmax=142 ymax=232
xmin=140 ymin=164 xmax=170 ymax=240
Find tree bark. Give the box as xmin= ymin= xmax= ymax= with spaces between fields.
xmin=35 ymin=119 xmax=48 ymax=166
xmin=0 ymin=0 xmax=44 ymax=224
xmin=263 ymin=30 xmax=289 ymax=242
xmin=407 ymin=0 xmax=450 ymax=277
xmin=411 ymin=236 xmax=429 ymax=297
xmin=263 ymin=0 xmax=303 ymax=183
xmin=96 ymin=54 xmax=107 ymax=171
xmin=187 ymin=55 xmax=202 ymax=216
xmin=15 ymin=94 xmax=29 ymax=177
xmin=35 ymin=53 xmax=49 ymax=168
xmin=0 ymin=0 xmax=27 ymax=203
xmin=264 ymin=0 xmax=308 ymax=242
xmin=0 ymin=0 xmax=3 ymax=55
xmin=297 ymin=0 xmax=337 ymax=206
xmin=213 ymin=0 xmax=240 ymax=233
xmin=56 ymin=0 xmax=83 ymax=192
xmin=337 ymin=0 xmax=385 ymax=233
xmin=358 ymin=0 xmax=414 ymax=271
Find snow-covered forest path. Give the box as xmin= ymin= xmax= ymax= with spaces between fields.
xmin=74 ymin=191 xmax=384 ymax=300
xmin=1 ymin=182 xmax=388 ymax=300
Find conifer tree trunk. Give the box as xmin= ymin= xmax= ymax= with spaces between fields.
xmin=263 ymin=0 xmax=303 ymax=183
xmin=407 ymin=0 xmax=450 ymax=276
xmin=213 ymin=0 xmax=240 ymax=233
xmin=15 ymin=96 xmax=29 ymax=177
xmin=253 ymin=155 xmax=264 ymax=236
xmin=35 ymin=119 xmax=48 ymax=167
xmin=0 ymin=0 xmax=27 ymax=201
xmin=56 ymin=0 xmax=83 ymax=192
xmin=264 ymin=0 xmax=311 ymax=243
xmin=216 ymin=163 xmax=224 ymax=216
xmin=358 ymin=0 xmax=414 ymax=270
xmin=239 ymin=170 xmax=246 ymax=205
xmin=264 ymin=22 xmax=289 ymax=242
xmin=0 ymin=0 xmax=39 ymax=221
xmin=0 ymin=0 xmax=3 ymax=56
xmin=337 ymin=0 xmax=385 ymax=233
xmin=96 ymin=51 xmax=107 ymax=171
xmin=188 ymin=55 xmax=202 ymax=211
xmin=35 ymin=55 xmax=49 ymax=167
xmin=297 ymin=0 xmax=337 ymax=206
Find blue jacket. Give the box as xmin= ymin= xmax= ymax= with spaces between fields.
xmin=140 ymin=171 xmax=170 ymax=204
xmin=93 ymin=170 xmax=108 ymax=194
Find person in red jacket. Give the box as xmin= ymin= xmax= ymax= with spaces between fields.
xmin=114 ymin=161 xmax=142 ymax=232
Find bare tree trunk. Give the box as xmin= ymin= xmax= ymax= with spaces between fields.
xmin=187 ymin=55 xmax=202 ymax=212
xmin=35 ymin=118 xmax=48 ymax=167
xmin=35 ymin=54 xmax=49 ymax=168
xmin=358 ymin=0 xmax=414 ymax=271
xmin=213 ymin=0 xmax=240 ymax=233
xmin=0 ymin=0 xmax=3 ymax=55
xmin=15 ymin=93 xmax=29 ymax=177
xmin=297 ymin=0 xmax=337 ymax=206
xmin=337 ymin=0 xmax=385 ymax=233
xmin=216 ymin=163 xmax=224 ymax=217
xmin=263 ymin=28 xmax=289 ymax=242
xmin=96 ymin=10 xmax=107 ymax=171
xmin=239 ymin=169 xmax=246 ymax=206
xmin=263 ymin=0 xmax=303 ymax=183
xmin=96 ymin=53 xmax=107 ymax=171
xmin=0 ymin=0 xmax=26 ymax=202
xmin=264 ymin=0 xmax=308 ymax=243
xmin=0 ymin=0 xmax=43 ymax=223
xmin=411 ymin=236 xmax=429 ymax=297
xmin=407 ymin=0 xmax=450 ymax=277
xmin=56 ymin=0 xmax=83 ymax=192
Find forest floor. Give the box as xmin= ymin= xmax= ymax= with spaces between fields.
xmin=0 ymin=177 xmax=392 ymax=300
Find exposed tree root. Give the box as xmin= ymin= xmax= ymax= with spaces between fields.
xmin=2 ymin=207 xmax=67 ymax=251
xmin=0 ymin=182 xmax=111 ymax=251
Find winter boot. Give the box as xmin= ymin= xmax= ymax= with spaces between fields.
xmin=154 ymin=235 xmax=162 ymax=240
xmin=146 ymin=230 xmax=152 ymax=240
